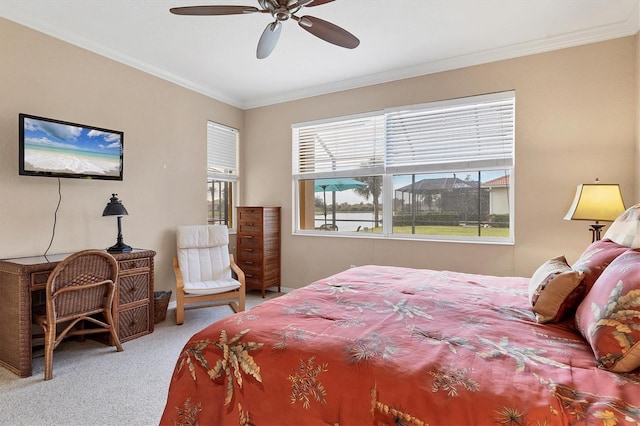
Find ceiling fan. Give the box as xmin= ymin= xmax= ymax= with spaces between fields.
xmin=170 ymin=0 xmax=360 ymax=59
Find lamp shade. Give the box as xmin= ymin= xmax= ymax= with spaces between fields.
xmin=564 ymin=183 xmax=625 ymax=222
xmin=102 ymin=194 xmax=128 ymax=217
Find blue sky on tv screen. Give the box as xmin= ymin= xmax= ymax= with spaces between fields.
xmin=24 ymin=117 xmax=122 ymax=155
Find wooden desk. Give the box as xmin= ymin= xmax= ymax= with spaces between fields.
xmin=0 ymin=249 xmax=156 ymax=377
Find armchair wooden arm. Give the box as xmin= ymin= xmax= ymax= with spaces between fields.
xmin=229 ymin=254 xmax=245 ymax=286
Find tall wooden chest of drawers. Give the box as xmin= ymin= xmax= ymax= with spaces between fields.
xmin=236 ymin=206 xmax=281 ymax=297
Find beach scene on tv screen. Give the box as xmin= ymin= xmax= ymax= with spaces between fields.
xmin=23 ymin=117 xmax=122 ymax=177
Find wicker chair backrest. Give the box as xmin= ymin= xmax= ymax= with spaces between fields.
xmin=46 ymin=250 xmax=119 ymax=318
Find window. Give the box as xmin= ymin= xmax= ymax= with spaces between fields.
xmin=207 ymin=121 xmax=239 ymax=229
xmin=293 ymin=91 xmax=514 ymax=242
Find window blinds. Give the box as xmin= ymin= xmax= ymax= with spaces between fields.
xmin=385 ymin=92 xmax=515 ymax=173
xmin=293 ymin=91 xmax=514 ymax=178
xmin=207 ymin=121 xmax=238 ymax=180
xmin=293 ymin=113 xmax=385 ymax=179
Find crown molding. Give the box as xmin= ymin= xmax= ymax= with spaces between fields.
xmin=242 ymin=8 xmax=640 ymax=109
xmin=0 ymin=10 xmax=244 ymax=108
xmin=3 ymin=1 xmax=638 ymax=111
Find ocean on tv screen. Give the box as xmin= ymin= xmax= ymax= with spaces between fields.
xmin=24 ymin=144 xmax=120 ymax=176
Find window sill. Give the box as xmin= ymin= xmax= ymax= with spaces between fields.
xmin=293 ymin=230 xmax=514 ymax=245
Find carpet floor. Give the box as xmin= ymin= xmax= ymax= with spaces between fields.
xmin=0 ymin=291 xmax=281 ymax=426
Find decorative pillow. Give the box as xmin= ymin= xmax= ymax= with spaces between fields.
xmin=571 ymin=239 xmax=628 ymax=292
xmin=603 ymin=204 xmax=640 ymax=248
xmin=575 ymin=249 xmax=640 ymax=372
xmin=529 ymin=256 xmax=584 ymax=323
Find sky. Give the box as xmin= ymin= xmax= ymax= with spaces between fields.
xmin=23 ymin=116 xmax=122 ymax=155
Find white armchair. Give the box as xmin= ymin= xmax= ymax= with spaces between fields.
xmin=173 ymin=224 xmax=245 ymax=325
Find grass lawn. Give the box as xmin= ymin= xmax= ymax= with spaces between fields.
xmin=362 ymin=225 xmax=510 ymax=238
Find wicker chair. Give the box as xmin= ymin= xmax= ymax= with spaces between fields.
xmin=174 ymin=225 xmax=246 ymax=325
xmin=32 ymin=249 xmax=123 ymax=380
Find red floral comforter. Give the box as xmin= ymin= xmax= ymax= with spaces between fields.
xmin=160 ymin=265 xmax=640 ymax=425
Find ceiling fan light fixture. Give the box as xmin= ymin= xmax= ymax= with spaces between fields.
xmin=257 ymin=21 xmax=282 ymax=59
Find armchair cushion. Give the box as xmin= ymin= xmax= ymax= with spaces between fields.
xmin=177 ymin=225 xmax=231 ymax=282
xmin=177 ymin=246 xmax=232 ymax=283
xmin=176 ymin=225 xmax=240 ymax=296
xmin=174 ymin=224 xmax=245 ymax=324
xmin=183 ymin=278 xmax=240 ymax=295
xmin=177 ymin=224 xmax=229 ymax=249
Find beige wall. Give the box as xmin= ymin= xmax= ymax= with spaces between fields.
xmin=1 ymin=17 xmax=637 ymax=294
xmin=244 ymin=36 xmax=637 ymax=288
xmin=637 ymin=33 xmax=640 ymax=202
xmin=0 ymin=18 xmax=243 ymax=292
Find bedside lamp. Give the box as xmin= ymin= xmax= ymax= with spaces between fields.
xmin=564 ymin=178 xmax=625 ymax=242
xmin=102 ymin=193 xmax=132 ymax=253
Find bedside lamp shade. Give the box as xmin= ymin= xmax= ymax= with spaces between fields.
xmin=103 ymin=193 xmax=132 ymax=253
xmin=564 ymin=180 xmax=625 ymax=242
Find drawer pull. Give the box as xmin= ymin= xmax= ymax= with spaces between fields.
xmin=242 ymin=248 xmax=254 ymax=252
xmin=244 ymin=235 xmax=254 ymax=239
xmin=246 ymin=274 xmax=254 ymax=278
xmin=247 ymin=222 xmax=254 ymax=226
xmin=245 ymin=261 xmax=254 ymax=265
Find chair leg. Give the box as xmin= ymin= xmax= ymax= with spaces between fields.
xmin=43 ymin=324 xmax=55 ymax=381
xmin=176 ymin=291 xmax=185 ymax=325
xmin=238 ymin=291 xmax=246 ymax=312
xmin=104 ymin=310 xmax=123 ymax=352
xmin=110 ymin=328 xmax=123 ymax=352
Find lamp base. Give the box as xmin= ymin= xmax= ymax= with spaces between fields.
xmin=106 ymin=241 xmax=132 ymax=253
xmin=589 ymin=223 xmax=606 ymax=243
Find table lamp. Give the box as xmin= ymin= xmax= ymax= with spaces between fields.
xmin=102 ymin=193 xmax=132 ymax=253
xmin=564 ymin=178 xmax=625 ymax=242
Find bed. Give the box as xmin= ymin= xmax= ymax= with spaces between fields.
xmin=160 ymin=256 xmax=640 ymax=425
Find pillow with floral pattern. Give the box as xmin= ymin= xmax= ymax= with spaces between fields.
xmin=575 ymin=249 xmax=640 ymax=372
xmin=571 ymin=239 xmax=628 ymax=292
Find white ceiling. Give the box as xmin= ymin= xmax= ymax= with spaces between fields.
xmin=1 ymin=0 xmax=639 ymax=109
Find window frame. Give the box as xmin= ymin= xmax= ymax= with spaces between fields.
xmin=292 ymin=92 xmax=515 ymax=243
xmin=207 ymin=121 xmax=239 ymax=230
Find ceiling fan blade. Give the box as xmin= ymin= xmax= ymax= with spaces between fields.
xmin=305 ymin=0 xmax=336 ymax=7
xmin=169 ymin=6 xmax=259 ymax=16
xmin=257 ymin=21 xmax=282 ymax=59
xmin=298 ymin=15 xmax=359 ymax=49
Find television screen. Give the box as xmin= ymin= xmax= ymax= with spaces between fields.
xmin=19 ymin=113 xmax=124 ymax=180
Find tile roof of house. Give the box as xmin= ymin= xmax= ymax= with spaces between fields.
xmin=396 ymin=177 xmax=478 ymax=193
xmin=482 ymin=175 xmax=510 ymax=186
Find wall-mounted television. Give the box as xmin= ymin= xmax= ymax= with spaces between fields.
xmin=19 ymin=113 xmax=124 ymax=180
